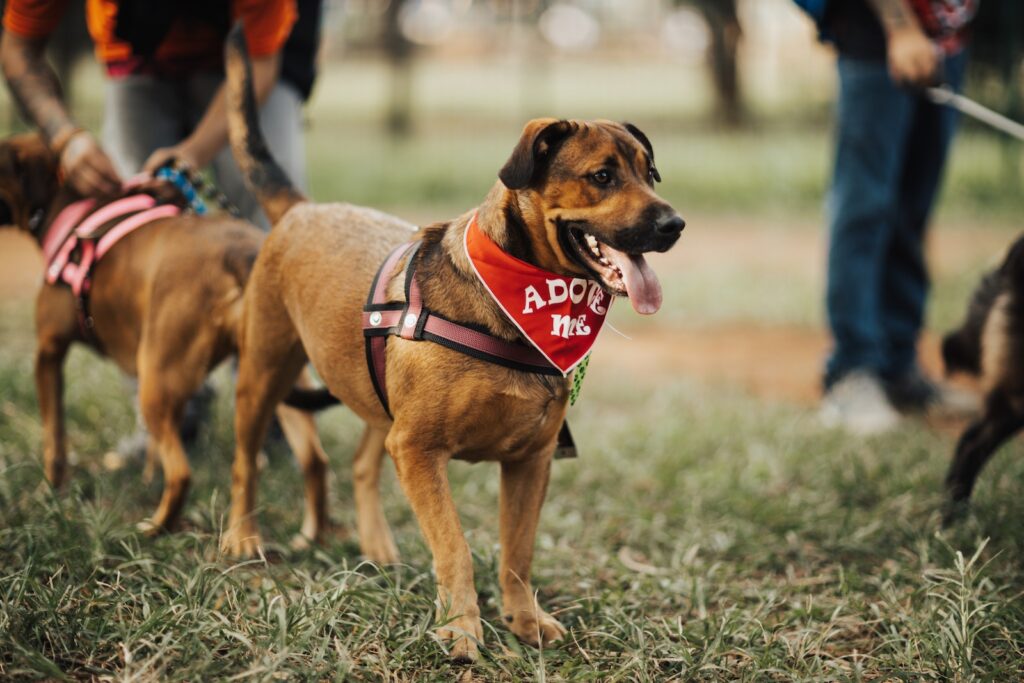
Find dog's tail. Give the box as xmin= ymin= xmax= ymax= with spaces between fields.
xmin=225 ymin=24 xmax=305 ymax=225
xmin=281 ymin=387 xmax=342 ymax=411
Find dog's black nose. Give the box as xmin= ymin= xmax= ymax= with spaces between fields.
xmin=655 ymin=213 xmax=685 ymax=236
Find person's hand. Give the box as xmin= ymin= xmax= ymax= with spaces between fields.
xmin=58 ymin=130 xmax=122 ymax=197
xmin=887 ymin=26 xmax=939 ymax=85
xmin=142 ymin=141 xmax=203 ymax=176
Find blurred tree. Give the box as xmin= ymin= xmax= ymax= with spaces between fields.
xmin=383 ymin=0 xmax=415 ymax=136
xmin=676 ymin=0 xmax=744 ymax=127
xmin=966 ymin=0 xmax=1023 ymax=184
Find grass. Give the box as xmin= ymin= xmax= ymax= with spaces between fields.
xmin=2 ymin=52 xmax=1024 ymax=680
xmin=2 ymin=347 xmax=1024 ymax=680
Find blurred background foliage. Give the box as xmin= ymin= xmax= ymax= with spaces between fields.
xmin=1 ymin=0 xmax=1022 ymax=217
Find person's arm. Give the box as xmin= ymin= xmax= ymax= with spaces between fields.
xmin=866 ymin=0 xmax=938 ymax=85
xmin=142 ymin=53 xmax=280 ymax=173
xmin=0 ymin=31 xmax=122 ymax=195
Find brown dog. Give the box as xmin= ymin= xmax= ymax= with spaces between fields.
xmin=0 ymin=132 xmax=331 ymax=544
xmin=223 ymin=27 xmax=684 ymax=660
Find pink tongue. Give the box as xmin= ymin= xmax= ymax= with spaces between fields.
xmin=602 ymin=245 xmax=662 ymax=315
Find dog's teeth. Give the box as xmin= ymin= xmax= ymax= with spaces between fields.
xmin=585 ymin=234 xmax=598 ymax=248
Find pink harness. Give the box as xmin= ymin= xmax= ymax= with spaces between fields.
xmin=42 ymin=192 xmax=182 ymax=338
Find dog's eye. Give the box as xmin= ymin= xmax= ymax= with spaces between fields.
xmin=591 ymin=170 xmax=612 ymax=186
xmin=649 ymin=166 xmax=661 ymax=184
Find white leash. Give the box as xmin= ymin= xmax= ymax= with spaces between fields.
xmin=925 ymin=85 xmax=1024 ymax=142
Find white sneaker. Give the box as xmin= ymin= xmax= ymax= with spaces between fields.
xmin=819 ymin=370 xmax=901 ymax=436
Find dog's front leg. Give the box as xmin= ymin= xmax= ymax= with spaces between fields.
xmin=944 ymin=389 xmax=1024 ymax=521
xmin=388 ymin=435 xmax=482 ymax=662
xmin=34 ymin=336 xmax=71 ymax=488
xmin=499 ymin=452 xmax=567 ymax=648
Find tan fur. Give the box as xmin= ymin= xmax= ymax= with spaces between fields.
xmin=226 ymin=111 xmax=682 ymax=659
xmin=226 ymin=33 xmax=682 ymax=658
xmin=980 ymin=292 xmax=1011 ymax=395
xmin=0 ymin=134 xmax=330 ymax=543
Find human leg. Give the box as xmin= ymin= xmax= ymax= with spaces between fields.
xmin=102 ymin=76 xmax=186 ymax=176
xmin=824 ymin=56 xmax=916 ymax=388
xmin=880 ymin=51 xmax=967 ymax=381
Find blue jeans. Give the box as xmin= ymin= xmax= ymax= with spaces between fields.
xmin=824 ymin=52 xmax=966 ymax=388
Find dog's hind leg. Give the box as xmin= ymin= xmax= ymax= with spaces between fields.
xmin=34 ymin=288 xmax=77 ymax=488
xmin=352 ymin=425 xmax=399 ymax=564
xmin=225 ymin=340 xmax=307 ymax=557
xmin=136 ymin=374 xmax=193 ymax=535
xmin=273 ymin=400 xmax=330 ymax=550
xmin=34 ymin=333 xmax=72 ymax=488
xmin=944 ymin=389 xmax=1024 ymax=522
xmin=387 ymin=434 xmax=482 ymax=662
xmin=498 ymin=452 xmax=567 ymax=648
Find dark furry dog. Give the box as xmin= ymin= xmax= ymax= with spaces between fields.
xmin=941 ymin=233 xmax=1024 ymax=518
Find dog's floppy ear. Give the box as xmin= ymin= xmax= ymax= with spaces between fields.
xmin=499 ymin=118 xmax=575 ymax=190
xmin=17 ymin=142 xmax=58 ymax=214
xmin=623 ymin=122 xmax=661 ymax=182
xmin=0 ymin=136 xmax=55 ymax=230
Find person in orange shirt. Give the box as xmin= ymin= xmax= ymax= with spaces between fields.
xmin=0 ymin=0 xmax=311 ymax=227
xmin=1 ymin=0 xmax=321 ymax=459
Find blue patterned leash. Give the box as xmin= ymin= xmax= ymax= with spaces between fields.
xmin=155 ymin=164 xmax=241 ymax=217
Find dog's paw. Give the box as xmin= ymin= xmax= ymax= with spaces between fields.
xmin=360 ymin=533 xmax=401 ymax=565
xmin=136 ymin=518 xmax=167 ymax=537
xmin=941 ymin=498 xmax=971 ymax=528
xmin=438 ymin=613 xmax=483 ymax=664
xmin=504 ymin=607 xmax=567 ymax=648
xmin=220 ymin=526 xmax=264 ymax=558
xmin=289 ymin=532 xmax=316 ymax=552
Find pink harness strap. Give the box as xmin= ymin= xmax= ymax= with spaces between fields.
xmin=61 ymin=204 xmax=181 ymax=296
xmin=96 ymin=204 xmax=180 ymax=258
xmin=42 ymin=199 xmax=95 ymax=262
xmin=43 ymin=194 xmax=182 ymax=299
xmin=75 ymin=194 xmax=155 ymax=238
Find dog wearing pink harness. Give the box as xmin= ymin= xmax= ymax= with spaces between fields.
xmin=43 ymin=191 xmax=182 ymax=338
xmin=0 ymin=132 xmax=332 ymax=540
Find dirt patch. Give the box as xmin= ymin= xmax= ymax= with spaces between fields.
xmin=591 ymin=323 xmax=967 ymax=407
xmin=0 ymin=217 xmax=993 ymax=409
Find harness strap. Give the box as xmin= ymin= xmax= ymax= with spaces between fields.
xmin=75 ymin=194 xmax=156 ymax=239
xmin=96 ymin=204 xmax=180 ymax=259
xmin=43 ymin=199 xmax=95 ymax=263
xmin=41 ymin=194 xmax=183 ymax=344
xmin=62 ymin=204 xmax=182 ymax=297
xmin=362 ymin=240 xmax=561 ymax=418
xmin=363 ymin=242 xmax=420 ymax=417
xmin=46 ymin=195 xmax=158 ymax=284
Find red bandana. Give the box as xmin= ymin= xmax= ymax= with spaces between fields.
xmin=464 ymin=212 xmax=611 ymax=375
